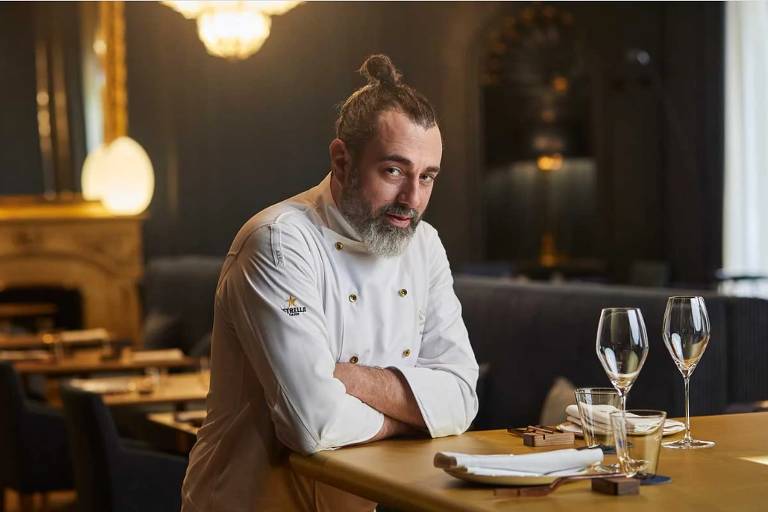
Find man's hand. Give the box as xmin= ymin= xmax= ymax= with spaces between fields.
xmin=334 ymin=363 xmax=427 ymax=429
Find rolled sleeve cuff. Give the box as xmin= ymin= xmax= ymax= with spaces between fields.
xmin=396 ymin=366 xmax=473 ymax=438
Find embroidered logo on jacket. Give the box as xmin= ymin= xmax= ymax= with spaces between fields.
xmin=281 ymin=295 xmax=307 ymax=316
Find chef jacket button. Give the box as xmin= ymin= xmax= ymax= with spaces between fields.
xmin=402 ymin=348 xmax=411 ymax=358
xmin=349 ymin=355 xmax=359 ymax=364
xmin=398 ymin=288 xmax=408 ymax=297
xmin=348 ymin=293 xmax=358 ymax=303
xmin=335 ymin=242 xmax=344 ymax=251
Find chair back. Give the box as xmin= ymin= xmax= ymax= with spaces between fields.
xmin=60 ymin=385 xmax=122 ymax=512
xmin=0 ymin=362 xmax=24 ymax=486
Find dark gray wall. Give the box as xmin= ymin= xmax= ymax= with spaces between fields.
xmin=0 ymin=3 xmax=43 ymax=194
xmin=0 ymin=2 xmax=724 ymax=286
xmin=124 ymin=1 xmax=496 ymax=265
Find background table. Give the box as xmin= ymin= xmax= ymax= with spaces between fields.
xmin=99 ymin=372 xmax=209 ymax=407
xmin=12 ymin=348 xmax=198 ymax=376
xmin=290 ymin=413 xmax=768 ymax=511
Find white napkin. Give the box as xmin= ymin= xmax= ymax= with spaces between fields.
xmin=434 ymin=448 xmax=603 ymax=477
xmin=565 ymin=404 xmax=685 ymax=435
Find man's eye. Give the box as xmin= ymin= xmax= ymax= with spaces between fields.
xmin=420 ymin=174 xmax=436 ymax=184
xmin=385 ymin=167 xmax=402 ymax=176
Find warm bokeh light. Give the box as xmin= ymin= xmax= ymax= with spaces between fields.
xmin=197 ymin=5 xmax=271 ymax=60
xmin=161 ymin=1 xmax=301 ymax=60
xmin=161 ymin=1 xmax=208 ymax=19
xmin=81 ymin=137 xmax=155 ymax=215
xmin=537 ymin=153 xmax=564 ymax=172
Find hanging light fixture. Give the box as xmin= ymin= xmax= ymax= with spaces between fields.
xmin=162 ymin=1 xmax=301 ymax=60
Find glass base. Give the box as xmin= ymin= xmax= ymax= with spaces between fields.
xmin=662 ymin=439 xmax=715 ymax=449
xmin=593 ymin=463 xmax=620 ymax=472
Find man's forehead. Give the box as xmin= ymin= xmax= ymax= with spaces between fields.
xmin=368 ymin=111 xmax=442 ymax=164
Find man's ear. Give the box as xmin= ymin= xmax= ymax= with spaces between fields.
xmin=329 ymin=138 xmax=352 ymax=184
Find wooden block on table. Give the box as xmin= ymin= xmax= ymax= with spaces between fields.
xmin=522 ymin=432 xmax=575 ymax=447
xmin=591 ymin=477 xmax=640 ymax=495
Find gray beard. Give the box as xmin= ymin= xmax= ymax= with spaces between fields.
xmin=338 ymin=172 xmax=421 ymax=257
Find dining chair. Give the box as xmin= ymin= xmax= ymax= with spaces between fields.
xmin=0 ymin=361 xmax=73 ymax=512
xmin=59 ymin=384 xmax=188 ymax=512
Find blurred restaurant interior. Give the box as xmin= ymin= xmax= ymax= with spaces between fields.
xmin=1 ymin=1 xmax=767 ymax=511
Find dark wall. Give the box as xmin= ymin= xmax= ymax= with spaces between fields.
xmin=0 ymin=3 xmax=43 ymax=194
xmin=1 ymin=2 xmax=724 ymax=286
xmin=125 ymin=1 xmax=497 ymax=264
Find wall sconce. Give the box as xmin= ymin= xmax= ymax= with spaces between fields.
xmin=162 ymin=1 xmax=301 ymax=60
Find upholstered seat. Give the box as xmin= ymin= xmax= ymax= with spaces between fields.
xmin=60 ymin=385 xmax=188 ymax=512
xmin=0 ymin=361 xmax=73 ymax=511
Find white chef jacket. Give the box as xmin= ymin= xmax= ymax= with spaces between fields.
xmin=181 ymin=174 xmax=479 ymax=512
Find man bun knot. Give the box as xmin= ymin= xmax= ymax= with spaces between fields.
xmin=359 ymin=54 xmax=402 ymax=87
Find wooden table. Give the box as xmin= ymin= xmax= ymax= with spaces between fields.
xmin=0 ymin=328 xmax=119 ymax=350
xmin=148 ymin=410 xmax=206 ymax=452
xmin=12 ymin=348 xmax=198 ymax=376
xmin=290 ymin=413 xmax=768 ymax=511
xmin=97 ymin=372 xmax=209 ymax=407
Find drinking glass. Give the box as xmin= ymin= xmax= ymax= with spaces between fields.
xmin=596 ymin=308 xmax=649 ymax=411
xmin=575 ymin=387 xmax=620 ymax=472
xmin=662 ymin=296 xmax=715 ymax=449
xmin=610 ymin=410 xmax=667 ymax=478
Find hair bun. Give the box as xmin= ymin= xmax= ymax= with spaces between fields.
xmin=359 ymin=54 xmax=402 ymax=87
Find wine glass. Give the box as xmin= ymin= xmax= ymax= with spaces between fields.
xmin=662 ymin=296 xmax=715 ymax=449
xmin=596 ymin=308 xmax=649 ymax=411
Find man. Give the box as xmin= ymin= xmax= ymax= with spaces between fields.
xmin=181 ymin=55 xmax=479 ymax=512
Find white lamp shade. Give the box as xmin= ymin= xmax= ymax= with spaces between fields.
xmin=81 ymin=144 xmax=111 ymax=201
xmin=81 ymin=136 xmax=155 ymax=215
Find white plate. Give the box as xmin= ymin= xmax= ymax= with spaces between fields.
xmin=443 ymin=467 xmax=586 ymax=486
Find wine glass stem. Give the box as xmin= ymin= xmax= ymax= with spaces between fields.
xmin=683 ymin=375 xmax=692 ymax=443
xmin=619 ymin=392 xmax=627 ymax=412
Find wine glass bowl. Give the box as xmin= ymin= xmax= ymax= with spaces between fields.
xmin=595 ymin=308 xmax=649 ymax=411
xmin=662 ymin=296 xmax=715 ymax=449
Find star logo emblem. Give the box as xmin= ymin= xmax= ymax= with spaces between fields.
xmin=287 ymin=295 xmax=298 ymax=307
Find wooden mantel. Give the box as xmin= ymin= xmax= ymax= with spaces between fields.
xmin=0 ymin=196 xmax=144 ymax=343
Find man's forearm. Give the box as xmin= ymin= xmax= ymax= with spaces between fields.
xmin=334 ymin=363 xmax=427 ymax=429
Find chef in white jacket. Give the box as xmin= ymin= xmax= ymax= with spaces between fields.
xmin=181 ymin=54 xmax=479 ymax=512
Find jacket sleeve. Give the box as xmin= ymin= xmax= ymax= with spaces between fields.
xmin=396 ymin=229 xmax=479 ymax=438
xmin=218 ymin=222 xmax=384 ymax=454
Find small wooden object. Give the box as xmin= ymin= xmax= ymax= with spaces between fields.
xmin=508 ymin=425 xmax=574 ymax=447
xmin=522 ymin=431 xmax=575 ymax=447
xmin=591 ymin=477 xmax=640 ymax=495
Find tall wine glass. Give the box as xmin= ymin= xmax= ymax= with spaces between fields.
xmin=596 ymin=308 xmax=649 ymax=411
xmin=662 ymin=296 xmax=715 ymax=449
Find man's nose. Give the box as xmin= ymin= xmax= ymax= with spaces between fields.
xmin=397 ymin=177 xmax=420 ymax=209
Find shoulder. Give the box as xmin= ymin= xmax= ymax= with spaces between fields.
xmin=228 ymin=192 xmax=323 ymax=257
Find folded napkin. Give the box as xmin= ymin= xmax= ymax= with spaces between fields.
xmin=434 ymin=448 xmax=603 ymax=477
xmin=565 ymin=404 xmax=685 ymax=435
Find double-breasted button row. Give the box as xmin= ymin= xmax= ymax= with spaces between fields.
xmin=349 ymin=355 xmax=359 ymax=364
xmin=346 ymin=290 xmax=407 ymax=302
xmin=335 ymin=242 xmax=344 ymax=251
xmin=402 ymin=348 xmax=411 ymax=358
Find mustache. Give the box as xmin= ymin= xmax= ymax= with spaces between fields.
xmin=382 ymin=204 xmax=418 ymax=219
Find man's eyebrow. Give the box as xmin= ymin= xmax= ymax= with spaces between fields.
xmin=380 ymin=154 xmax=440 ymax=174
